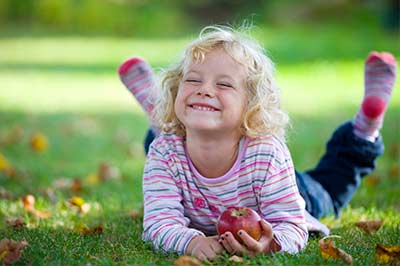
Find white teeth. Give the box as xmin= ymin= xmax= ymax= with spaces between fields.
xmin=191 ymin=105 xmax=216 ymax=111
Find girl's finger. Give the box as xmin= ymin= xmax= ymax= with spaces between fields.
xmin=260 ymin=220 xmax=273 ymax=239
xmin=219 ymin=233 xmax=235 ymax=253
xmin=224 ymin=232 xmax=247 ymax=255
xmin=237 ymin=230 xmax=261 ymax=252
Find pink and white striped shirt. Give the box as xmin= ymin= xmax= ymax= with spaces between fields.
xmin=142 ymin=133 xmax=308 ymax=255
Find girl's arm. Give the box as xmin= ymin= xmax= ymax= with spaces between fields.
xmin=142 ymin=146 xmax=205 ymax=255
xmin=258 ymin=142 xmax=308 ymax=254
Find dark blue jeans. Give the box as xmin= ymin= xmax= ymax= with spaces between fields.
xmin=296 ymin=121 xmax=384 ymax=219
xmin=143 ymin=121 xmax=384 ymax=219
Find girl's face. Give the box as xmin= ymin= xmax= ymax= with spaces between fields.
xmin=174 ymin=48 xmax=247 ymax=137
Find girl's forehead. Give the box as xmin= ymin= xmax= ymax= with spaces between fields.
xmin=184 ymin=48 xmax=247 ymax=76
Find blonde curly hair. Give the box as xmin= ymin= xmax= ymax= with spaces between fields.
xmin=154 ymin=25 xmax=289 ymax=140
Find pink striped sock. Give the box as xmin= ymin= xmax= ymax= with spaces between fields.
xmin=118 ymin=58 xmax=155 ymax=117
xmin=353 ymin=51 xmax=397 ymax=141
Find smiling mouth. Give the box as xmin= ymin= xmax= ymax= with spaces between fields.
xmin=189 ymin=104 xmax=220 ymax=112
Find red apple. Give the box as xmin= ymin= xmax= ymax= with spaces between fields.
xmin=217 ymin=206 xmax=262 ymax=243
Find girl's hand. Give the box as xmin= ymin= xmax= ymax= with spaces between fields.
xmin=219 ymin=219 xmax=281 ymax=256
xmin=186 ymin=235 xmax=224 ymax=261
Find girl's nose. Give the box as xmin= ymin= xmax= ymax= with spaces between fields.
xmin=197 ymin=82 xmax=215 ymax=97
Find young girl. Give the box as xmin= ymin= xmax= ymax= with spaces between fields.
xmin=118 ymin=26 xmax=397 ymax=261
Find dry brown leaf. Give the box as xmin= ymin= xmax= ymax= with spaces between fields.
xmin=29 ymin=132 xmax=48 ymax=152
xmin=174 ymin=255 xmax=202 ymax=266
xmin=75 ymin=224 xmax=104 ymax=235
xmin=6 ymin=217 xmax=25 ymax=230
xmin=98 ymin=162 xmax=120 ymax=181
xmin=365 ymin=174 xmax=380 ymax=187
xmin=229 ymin=255 xmax=244 ymax=263
xmin=22 ymin=194 xmax=51 ymax=218
xmin=0 ymin=238 xmax=28 ymax=265
xmin=22 ymin=194 xmax=35 ymax=210
xmin=389 ymin=164 xmax=400 ymax=178
xmin=31 ymin=209 xmax=51 ymax=218
xmin=71 ymin=178 xmax=83 ymax=193
xmin=128 ymin=210 xmax=141 ymax=220
xmin=376 ymin=244 xmax=400 ymax=264
xmin=355 ymin=220 xmax=382 ymax=234
xmin=319 ymin=237 xmax=352 ymax=266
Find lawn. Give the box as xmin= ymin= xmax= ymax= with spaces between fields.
xmin=0 ymin=26 xmax=399 ymax=265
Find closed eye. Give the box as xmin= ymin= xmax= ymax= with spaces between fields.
xmin=217 ymin=83 xmax=233 ymax=88
xmin=185 ymin=79 xmax=201 ymax=83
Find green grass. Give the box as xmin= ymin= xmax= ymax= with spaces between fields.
xmin=0 ymin=26 xmax=399 ymax=265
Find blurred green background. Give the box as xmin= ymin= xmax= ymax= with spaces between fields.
xmin=0 ymin=0 xmax=399 ymax=37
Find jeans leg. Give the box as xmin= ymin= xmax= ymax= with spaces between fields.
xmin=296 ymin=171 xmax=334 ymax=219
xmin=305 ymin=121 xmax=384 ymax=216
xmin=144 ymin=128 xmax=156 ymax=155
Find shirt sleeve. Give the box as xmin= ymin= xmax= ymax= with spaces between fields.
xmin=142 ymin=145 xmax=204 ymax=255
xmin=258 ymin=141 xmax=308 ymax=254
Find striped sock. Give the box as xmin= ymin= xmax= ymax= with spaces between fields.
xmin=353 ymin=51 xmax=397 ymax=141
xmin=118 ymin=58 xmax=155 ymax=117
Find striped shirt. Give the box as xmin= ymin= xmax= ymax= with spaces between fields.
xmin=142 ymin=133 xmax=308 ymax=255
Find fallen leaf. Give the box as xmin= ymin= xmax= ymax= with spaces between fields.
xmin=376 ymin=244 xmax=400 ymax=264
xmin=229 ymin=255 xmax=244 ymax=263
xmin=22 ymin=194 xmax=51 ymax=218
xmin=355 ymin=220 xmax=382 ymax=234
xmin=319 ymin=236 xmax=352 ymax=266
xmin=68 ymin=197 xmax=91 ymax=214
xmin=85 ymin=173 xmax=100 ymax=185
xmin=6 ymin=217 xmax=25 ymax=230
xmin=30 ymin=132 xmax=48 ymax=152
xmin=0 ymin=153 xmax=11 ymax=172
xmin=0 ymin=238 xmax=28 ymax=265
xmin=389 ymin=164 xmax=400 ymax=178
xmin=22 ymin=194 xmax=35 ymax=211
xmin=0 ymin=154 xmax=16 ymax=177
xmin=69 ymin=196 xmax=84 ymax=207
xmin=71 ymin=178 xmax=83 ymax=193
xmin=174 ymin=255 xmax=202 ymax=266
xmin=98 ymin=162 xmax=120 ymax=181
xmin=128 ymin=210 xmax=141 ymax=220
xmin=75 ymin=224 xmax=104 ymax=235
xmin=365 ymin=174 xmax=380 ymax=187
